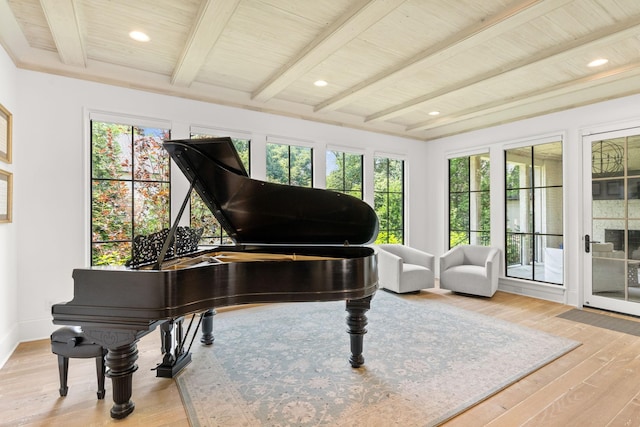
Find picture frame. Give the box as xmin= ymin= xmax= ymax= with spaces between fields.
xmin=0 ymin=103 xmax=11 ymax=164
xmin=0 ymin=169 xmax=12 ymax=223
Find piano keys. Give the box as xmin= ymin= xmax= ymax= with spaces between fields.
xmin=52 ymin=137 xmax=378 ymax=419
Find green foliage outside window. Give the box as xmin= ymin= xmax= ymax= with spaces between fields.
xmin=326 ymin=150 xmax=363 ymax=199
xmin=448 ymin=154 xmax=490 ymax=248
xmin=91 ymin=122 xmax=170 ymax=266
xmin=374 ymin=157 xmax=404 ymax=244
xmin=267 ymin=143 xmax=312 ymax=187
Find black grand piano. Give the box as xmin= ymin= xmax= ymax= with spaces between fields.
xmin=52 ymin=137 xmax=379 ymax=419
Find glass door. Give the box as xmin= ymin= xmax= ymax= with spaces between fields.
xmin=583 ymin=128 xmax=640 ymax=315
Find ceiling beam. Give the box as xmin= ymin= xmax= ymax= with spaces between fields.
xmin=314 ymin=0 xmax=572 ymax=113
xmin=171 ymin=0 xmax=241 ymax=87
xmin=251 ymin=0 xmax=405 ymax=102
xmin=406 ymin=61 xmax=640 ymax=133
xmin=366 ymin=17 xmax=640 ymax=123
xmin=39 ymin=0 xmax=85 ymax=67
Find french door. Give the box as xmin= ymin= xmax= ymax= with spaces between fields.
xmin=583 ymin=128 xmax=640 ymax=315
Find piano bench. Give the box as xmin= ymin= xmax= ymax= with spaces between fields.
xmin=50 ymin=326 xmax=107 ymax=400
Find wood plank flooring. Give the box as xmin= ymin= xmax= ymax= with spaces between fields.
xmin=2 ymin=288 xmax=640 ymax=426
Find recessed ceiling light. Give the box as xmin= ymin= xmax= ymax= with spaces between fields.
xmin=129 ymin=31 xmax=150 ymax=42
xmin=314 ymin=80 xmax=328 ymax=87
xmin=429 ymin=111 xmax=440 ymax=116
xmin=588 ymin=58 xmax=608 ymax=67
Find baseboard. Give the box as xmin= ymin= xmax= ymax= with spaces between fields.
xmin=19 ymin=317 xmax=56 ymax=343
xmin=498 ymin=278 xmax=567 ymax=304
xmin=0 ymin=323 xmax=19 ymax=369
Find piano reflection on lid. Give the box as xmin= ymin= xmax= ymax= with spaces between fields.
xmin=52 ymin=137 xmax=379 ymax=419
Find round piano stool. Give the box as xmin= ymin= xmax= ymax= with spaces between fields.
xmin=50 ymin=326 xmax=107 ymax=400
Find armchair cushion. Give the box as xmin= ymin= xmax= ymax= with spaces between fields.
xmin=439 ymin=245 xmax=501 ymax=297
xmin=376 ymin=244 xmax=435 ymax=293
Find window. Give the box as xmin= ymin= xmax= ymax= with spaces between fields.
xmin=267 ymin=142 xmax=312 ymax=187
xmin=189 ymin=133 xmax=250 ymax=245
xmin=374 ymin=156 xmax=404 ymax=244
xmin=91 ymin=121 xmax=171 ymax=266
xmin=448 ymin=153 xmax=490 ymax=248
xmin=505 ymin=141 xmax=563 ymax=284
xmin=326 ymin=150 xmax=363 ymax=199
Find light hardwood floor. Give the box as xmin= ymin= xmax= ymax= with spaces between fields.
xmin=2 ymin=288 xmax=640 ymax=427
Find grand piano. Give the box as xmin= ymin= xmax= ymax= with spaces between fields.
xmin=52 ymin=137 xmax=379 ymax=419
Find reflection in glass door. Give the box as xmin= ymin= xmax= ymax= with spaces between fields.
xmin=585 ymin=130 xmax=640 ymax=315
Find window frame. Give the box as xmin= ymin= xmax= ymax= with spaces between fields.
xmin=504 ymin=136 xmax=564 ymax=284
xmin=88 ymin=113 xmax=172 ymax=266
xmin=447 ymin=151 xmax=491 ymax=249
xmin=374 ymin=154 xmax=405 ymax=244
xmin=265 ymin=138 xmax=314 ymax=187
xmin=326 ymin=149 xmax=364 ymax=199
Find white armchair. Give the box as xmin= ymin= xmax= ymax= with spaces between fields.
xmin=376 ymin=244 xmax=435 ymax=293
xmin=439 ymin=245 xmax=501 ymax=297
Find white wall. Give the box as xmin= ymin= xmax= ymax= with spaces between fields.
xmin=424 ymin=94 xmax=640 ymax=306
xmin=12 ymin=70 xmax=430 ymax=353
xmin=0 ymin=45 xmax=18 ymax=368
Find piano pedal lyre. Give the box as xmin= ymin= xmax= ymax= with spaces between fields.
xmin=154 ymin=310 xmax=208 ymax=378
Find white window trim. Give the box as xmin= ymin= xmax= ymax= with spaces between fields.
xmin=502 ymin=132 xmax=564 ymax=150
xmin=189 ymin=125 xmax=252 ymax=141
xmin=88 ymin=110 xmax=172 ymax=130
xmin=326 ymin=144 xmax=366 ymax=156
xmin=266 ymin=135 xmax=316 ymax=148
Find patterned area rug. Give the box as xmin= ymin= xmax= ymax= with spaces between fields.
xmin=176 ymin=291 xmax=580 ymax=426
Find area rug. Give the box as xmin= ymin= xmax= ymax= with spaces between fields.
xmin=176 ymin=291 xmax=580 ymax=427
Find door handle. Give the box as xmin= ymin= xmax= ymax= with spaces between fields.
xmin=585 ymin=234 xmax=601 ymax=253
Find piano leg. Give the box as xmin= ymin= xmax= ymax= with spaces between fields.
xmin=105 ymin=342 xmax=139 ymax=419
xmin=345 ymin=296 xmax=372 ymax=368
xmin=160 ymin=320 xmax=175 ymax=365
xmin=200 ymin=308 xmax=215 ymax=345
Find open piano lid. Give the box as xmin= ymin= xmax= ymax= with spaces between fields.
xmin=163 ymin=137 xmax=379 ymax=245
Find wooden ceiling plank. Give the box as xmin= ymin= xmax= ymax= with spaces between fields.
xmin=406 ymin=60 xmax=640 ymax=132
xmin=251 ymin=0 xmax=405 ymax=102
xmin=39 ymin=0 xmax=85 ymax=67
xmin=171 ymin=0 xmax=241 ymax=87
xmin=366 ymin=16 xmax=640 ymax=122
xmin=314 ymin=0 xmax=573 ymax=113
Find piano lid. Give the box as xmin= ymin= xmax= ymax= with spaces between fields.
xmin=163 ymin=137 xmax=379 ymax=245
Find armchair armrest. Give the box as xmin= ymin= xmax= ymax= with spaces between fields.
xmin=377 ymin=247 xmax=402 ymax=287
xmin=399 ymin=245 xmax=434 ymax=271
xmin=484 ymin=248 xmax=501 ymax=280
xmin=440 ymin=246 xmax=464 ymax=272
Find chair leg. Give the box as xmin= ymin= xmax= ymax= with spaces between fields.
xmin=96 ymin=351 xmax=106 ymax=399
xmin=57 ymin=355 xmax=69 ymax=397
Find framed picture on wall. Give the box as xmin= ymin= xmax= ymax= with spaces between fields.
xmin=0 ymin=103 xmax=11 ymax=164
xmin=0 ymin=169 xmax=12 ymax=223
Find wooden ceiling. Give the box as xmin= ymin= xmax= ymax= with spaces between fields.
xmin=1 ymin=0 xmax=640 ymax=141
